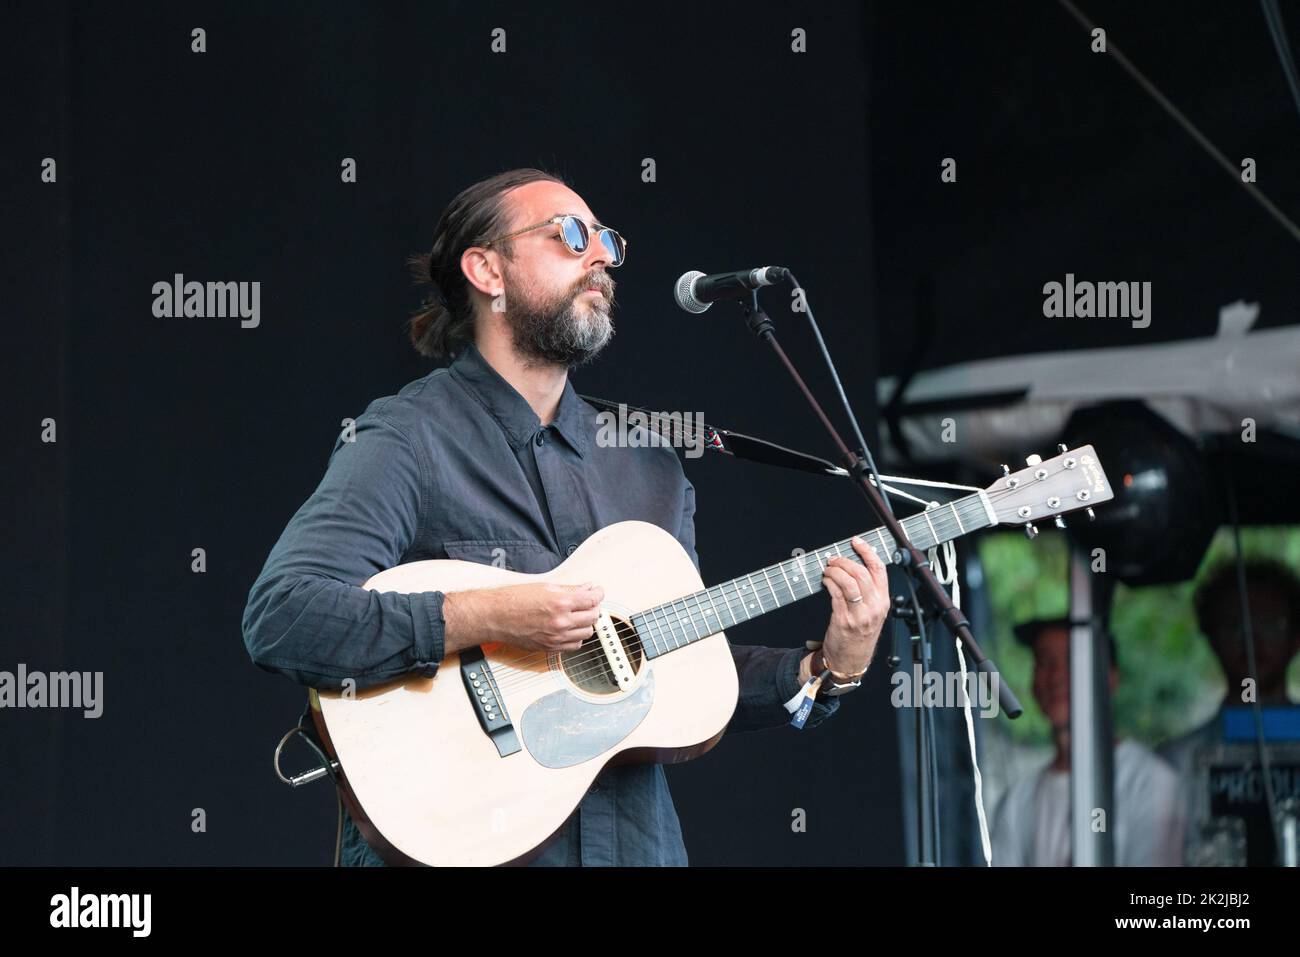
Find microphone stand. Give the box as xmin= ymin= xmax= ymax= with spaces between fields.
xmin=735 ymin=289 xmax=1023 ymax=866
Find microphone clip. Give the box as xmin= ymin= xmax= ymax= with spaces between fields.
xmin=738 ymin=297 xmax=776 ymax=342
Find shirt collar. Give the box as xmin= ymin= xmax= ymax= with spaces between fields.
xmin=448 ymin=341 xmax=591 ymax=458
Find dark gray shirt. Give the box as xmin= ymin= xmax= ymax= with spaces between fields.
xmin=242 ymin=341 xmax=839 ymax=866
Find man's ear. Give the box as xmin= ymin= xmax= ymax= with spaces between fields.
xmin=461 ymin=246 xmax=505 ymax=298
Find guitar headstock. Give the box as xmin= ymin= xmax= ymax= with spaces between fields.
xmin=982 ymin=444 xmax=1114 ymax=537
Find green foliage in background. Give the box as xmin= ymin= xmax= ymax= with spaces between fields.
xmin=976 ymin=526 xmax=1300 ymax=749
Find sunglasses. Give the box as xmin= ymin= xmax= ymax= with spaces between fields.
xmin=480 ymin=214 xmax=627 ymax=267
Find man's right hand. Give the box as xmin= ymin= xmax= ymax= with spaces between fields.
xmin=442 ymin=582 xmax=605 ymax=655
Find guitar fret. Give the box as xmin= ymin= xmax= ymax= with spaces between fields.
xmin=694 ymin=592 xmax=713 ymax=635
xmin=649 ymin=602 xmax=669 ymax=651
xmin=797 ymin=552 xmax=815 ymax=594
xmin=660 ymin=600 xmax=683 ymax=650
xmin=639 ymin=607 xmax=659 ymax=654
xmin=669 ymin=596 xmax=689 ymax=644
xmin=641 ymin=609 xmax=663 ymax=656
xmin=875 ymin=528 xmax=890 ymax=561
xmin=899 ymin=516 xmax=916 ymax=548
xmin=728 ymin=580 xmax=747 ymax=624
xmin=720 ymin=585 xmax=738 ymax=628
xmin=715 ymin=582 xmax=738 ymax=627
xmin=674 ymin=598 xmax=693 ymax=646
xmin=733 ymin=581 xmax=749 ymax=622
xmin=949 ymin=501 xmax=965 ymax=534
xmin=759 ymin=567 xmax=781 ymax=610
xmin=808 ymin=554 xmax=821 ymax=592
xmin=742 ymin=574 xmax=761 ymax=618
xmin=786 ymin=557 xmax=801 ymax=595
xmin=655 ymin=601 xmax=680 ymax=651
xmin=716 ymin=590 xmax=732 ymax=629
xmin=776 ymin=562 xmax=796 ymax=602
xmin=703 ymin=587 xmax=724 ymax=632
xmin=921 ymin=508 xmax=939 ymax=547
xmin=681 ymin=595 xmax=702 ymax=639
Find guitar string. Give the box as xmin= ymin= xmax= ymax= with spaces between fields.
xmin=488 ymin=474 xmax=1037 ymax=685
xmin=486 ymin=483 xmax=1075 ymax=695
xmin=491 ymin=543 xmax=906 ymax=693
xmin=486 ymin=497 xmax=990 ymax=691
xmin=481 ymin=478 xmax=1076 ymax=693
xmin=484 ymin=479 xmax=1074 ymax=692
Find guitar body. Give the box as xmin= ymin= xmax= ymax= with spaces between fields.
xmin=310 ymin=520 xmax=739 ymax=867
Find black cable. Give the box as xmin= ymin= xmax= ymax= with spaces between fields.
xmin=1224 ymin=471 xmax=1284 ymax=863
xmin=1056 ymin=0 xmax=1300 ymax=245
xmin=274 ymin=707 xmax=345 ymax=868
xmin=1261 ymin=0 xmax=1300 ymax=125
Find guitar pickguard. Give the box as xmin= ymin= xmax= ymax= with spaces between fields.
xmin=520 ymin=672 xmax=656 ymax=769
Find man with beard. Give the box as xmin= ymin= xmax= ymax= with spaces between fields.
xmin=242 ymin=168 xmax=890 ymax=866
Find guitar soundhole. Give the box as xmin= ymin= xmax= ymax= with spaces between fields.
xmin=559 ymin=616 xmax=644 ymax=694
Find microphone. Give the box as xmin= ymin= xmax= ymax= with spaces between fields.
xmin=674 ymin=266 xmax=787 ymax=314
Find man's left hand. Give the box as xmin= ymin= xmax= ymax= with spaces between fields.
xmin=819 ymin=536 xmax=891 ymax=677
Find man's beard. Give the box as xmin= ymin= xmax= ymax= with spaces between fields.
xmin=502 ymin=270 xmax=615 ymax=369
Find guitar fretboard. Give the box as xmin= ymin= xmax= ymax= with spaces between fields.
xmin=631 ymin=491 xmax=992 ymax=658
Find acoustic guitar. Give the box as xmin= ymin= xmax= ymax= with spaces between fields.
xmin=309 ymin=445 xmax=1113 ymax=865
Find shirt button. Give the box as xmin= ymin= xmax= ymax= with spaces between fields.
xmin=588 ymin=783 xmax=601 ymax=794
xmin=535 ymin=430 xmax=545 ymax=446
xmin=566 ymin=543 xmax=578 ymax=556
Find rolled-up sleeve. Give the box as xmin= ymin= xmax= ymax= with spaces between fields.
xmin=241 ymin=410 xmax=445 ymax=690
xmin=675 ymin=478 xmax=840 ymax=735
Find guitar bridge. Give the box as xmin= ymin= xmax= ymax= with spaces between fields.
xmin=459 ymin=648 xmax=521 ymax=757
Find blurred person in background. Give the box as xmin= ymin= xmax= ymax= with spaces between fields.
xmin=992 ymin=617 xmax=1185 ymax=866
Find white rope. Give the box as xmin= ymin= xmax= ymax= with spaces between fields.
xmin=872 ymin=473 xmax=983 ymax=494
xmin=934 ymin=540 xmax=993 ymax=865
xmin=874 ymin=472 xmax=994 ymax=865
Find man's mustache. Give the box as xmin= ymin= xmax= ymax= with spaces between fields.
xmin=578 ymin=272 xmax=616 ymax=300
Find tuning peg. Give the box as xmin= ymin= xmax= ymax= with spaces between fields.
xmin=1086 ymin=508 xmax=1096 ymax=521
xmin=1025 ymin=454 xmax=1042 ymax=466
xmin=1057 ymin=443 xmax=1068 ymax=452
xmin=1024 ymin=523 xmax=1039 ymax=540
xmin=1001 ymin=464 xmax=1011 ymax=476
xmin=1054 ymin=516 xmax=1067 ymax=529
